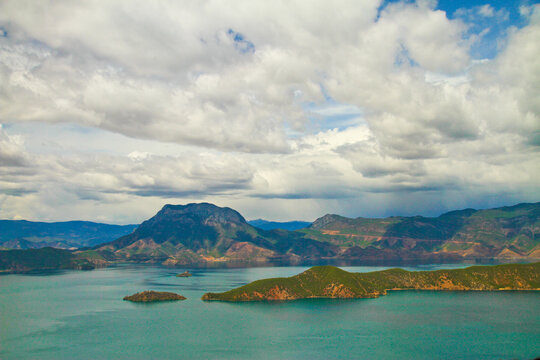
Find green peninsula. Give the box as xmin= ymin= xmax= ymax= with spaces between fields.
xmin=0 ymin=247 xmax=100 ymax=273
xmin=123 ymin=290 xmax=186 ymax=302
xmin=202 ymin=262 xmax=540 ymax=301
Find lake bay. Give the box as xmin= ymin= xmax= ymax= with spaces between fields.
xmin=1 ymin=264 xmax=538 ymax=359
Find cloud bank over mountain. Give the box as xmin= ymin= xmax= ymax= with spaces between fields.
xmin=0 ymin=0 xmax=539 ymax=223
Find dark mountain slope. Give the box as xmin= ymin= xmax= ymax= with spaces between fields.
xmin=0 ymin=247 xmax=101 ymax=273
xmin=98 ymin=203 xmax=336 ymax=265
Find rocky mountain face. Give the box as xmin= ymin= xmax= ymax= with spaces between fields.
xmin=98 ymin=203 xmax=336 ymax=265
xmin=105 ymin=203 xmax=246 ymax=250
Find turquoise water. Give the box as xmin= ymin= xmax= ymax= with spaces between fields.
xmin=0 ymin=264 xmax=538 ymax=360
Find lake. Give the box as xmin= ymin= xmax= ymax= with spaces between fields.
xmin=1 ymin=264 xmax=538 ymax=359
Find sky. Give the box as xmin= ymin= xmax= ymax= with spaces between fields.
xmin=0 ymin=0 xmax=539 ymax=224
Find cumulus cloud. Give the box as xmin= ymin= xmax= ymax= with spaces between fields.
xmin=0 ymin=135 xmax=259 ymax=221
xmin=0 ymin=1 xmax=538 ymax=222
xmin=0 ymin=125 xmax=28 ymax=167
xmin=0 ymin=0 xmax=467 ymax=153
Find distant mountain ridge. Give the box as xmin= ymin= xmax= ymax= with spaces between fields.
xmin=0 ymin=220 xmax=137 ymax=249
xmin=248 ymin=219 xmax=311 ymax=231
xmin=302 ymin=202 xmax=540 ymax=260
xmin=1 ymin=201 xmax=539 ymax=272
xmin=97 ymin=201 xmax=540 ymax=267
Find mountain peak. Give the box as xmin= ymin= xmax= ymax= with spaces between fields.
xmin=103 ymin=202 xmax=250 ymax=250
xmin=309 ymin=214 xmax=344 ymax=229
xmin=158 ymin=203 xmax=246 ymax=225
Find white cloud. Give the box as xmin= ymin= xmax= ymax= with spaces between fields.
xmin=0 ymin=1 xmax=538 ymax=222
xmin=0 ymin=0 xmax=468 ymax=153
xmin=0 ymin=125 xmax=28 ymax=167
xmin=479 ymin=5 xmax=495 ymax=17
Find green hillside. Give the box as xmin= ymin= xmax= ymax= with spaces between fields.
xmin=301 ymin=202 xmax=540 ymax=258
xmin=202 ymin=262 xmax=540 ymax=301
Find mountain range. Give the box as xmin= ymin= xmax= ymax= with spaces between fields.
xmin=0 ymin=218 xmax=308 ymax=250
xmin=300 ymin=202 xmax=540 ymax=261
xmin=0 ymin=220 xmax=137 ymax=249
xmin=1 ymin=201 xmax=539 ymax=272
xmin=95 ymin=201 xmax=540 ymax=266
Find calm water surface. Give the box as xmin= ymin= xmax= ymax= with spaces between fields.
xmin=0 ymin=264 xmax=538 ymax=359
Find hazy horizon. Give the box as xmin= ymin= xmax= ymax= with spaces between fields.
xmin=1 ymin=200 xmax=538 ymax=225
xmin=1 ymin=0 xmax=539 ymax=224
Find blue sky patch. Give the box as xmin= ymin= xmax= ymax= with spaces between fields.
xmin=227 ymin=28 xmax=255 ymax=53
xmin=378 ymin=0 xmax=538 ymax=59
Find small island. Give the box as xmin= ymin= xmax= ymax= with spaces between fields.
xmin=123 ymin=290 xmax=186 ymax=302
xmin=202 ymin=262 xmax=540 ymax=301
xmin=176 ymin=271 xmax=192 ymax=277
